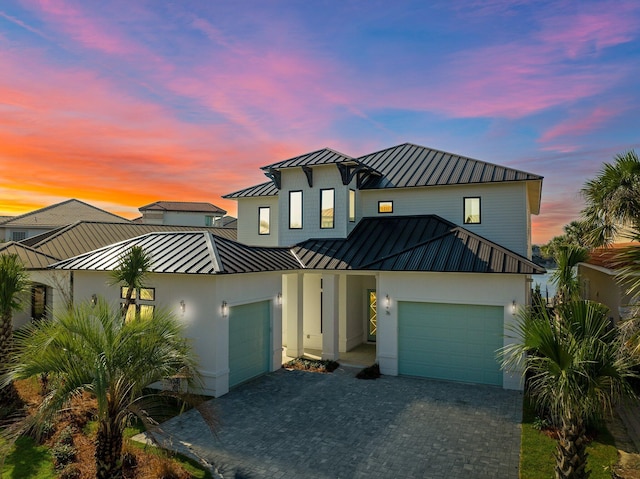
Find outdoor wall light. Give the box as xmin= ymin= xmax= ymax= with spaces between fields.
xmin=276 ymin=292 xmax=282 ymax=306
xmin=385 ymin=294 xmax=391 ymax=315
xmin=511 ymin=300 xmax=517 ymax=315
xmin=90 ymin=294 xmax=97 ymax=307
xmin=221 ymin=300 xmax=228 ymax=318
xmin=180 ymin=300 xmax=186 ymax=314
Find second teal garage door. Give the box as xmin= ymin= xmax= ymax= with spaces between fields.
xmin=229 ymin=301 xmax=271 ymax=388
xmin=398 ymin=302 xmax=503 ymax=386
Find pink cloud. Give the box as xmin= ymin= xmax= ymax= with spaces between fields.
xmin=540 ymin=107 xmax=619 ymax=143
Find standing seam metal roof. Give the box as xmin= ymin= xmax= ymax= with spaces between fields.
xmin=260 ymin=148 xmax=356 ymax=170
xmin=294 ymin=215 xmax=545 ymax=274
xmin=223 ymin=181 xmax=279 ymax=199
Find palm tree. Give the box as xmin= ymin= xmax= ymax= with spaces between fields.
xmin=551 ymin=245 xmax=589 ymax=303
xmin=0 ymin=254 xmax=29 ymax=411
xmin=581 ymin=150 xmax=640 ymax=247
xmin=3 ymin=299 xmax=200 ymax=479
xmin=501 ymin=300 xmax=637 ymax=479
xmin=109 ymin=246 xmax=152 ymax=319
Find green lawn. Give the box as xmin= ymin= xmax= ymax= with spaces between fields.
xmin=0 ymin=436 xmax=56 ymax=479
xmin=520 ymin=401 xmax=619 ymax=479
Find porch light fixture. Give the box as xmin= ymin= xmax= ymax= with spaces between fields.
xmin=276 ymin=292 xmax=282 ymax=305
xmin=511 ymin=300 xmax=517 ymax=315
xmin=221 ymin=300 xmax=228 ymax=318
xmin=90 ymin=294 xmax=97 ymax=307
xmin=385 ymin=294 xmax=391 ymax=315
xmin=180 ymin=300 xmax=186 ymax=314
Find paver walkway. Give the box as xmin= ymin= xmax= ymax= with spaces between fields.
xmin=147 ymin=366 xmax=523 ymax=479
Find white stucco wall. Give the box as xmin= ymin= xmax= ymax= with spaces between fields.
xmin=376 ymin=271 xmax=528 ymax=390
xmin=303 ymin=273 xmax=322 ymax=349
xmin=236 ymin=196 xmax=279 ymax=246
xmin=12 ymin=270 xmax=71 ymax=330
xmin=71 ymin=270 xmax=283 ymax=397
xmin=360 ymin=182 xmax=530 ymax=257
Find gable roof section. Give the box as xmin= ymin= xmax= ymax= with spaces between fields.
xmin=294 ymin=215 xmax=545 ymax=274
xmin=223 ymin=181 xmax=279 ymax=199
xmin=0 ymin=199 xmax=129 ymax=227
xmin=51 ymin=231 xmax=301 ymax=275
xmin=260 ymin=148 xmax=355 ymax=170
xmin=139 ymin=201 xmax=226 ymax=214
xmin=28 ymin=221 xmax=237 ymax=261
xmin=0 ymin=242 xmax=59 ymax=269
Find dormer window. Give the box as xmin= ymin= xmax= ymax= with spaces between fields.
xmin=320 ymin=189 xmax=334 ymax=229
xmin=464 ymin=197 xmax=481 ymax=224
xmin=259 ymin=206 xmax=270 ymax=235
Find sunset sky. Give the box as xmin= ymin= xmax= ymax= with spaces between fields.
xmin=1 ymin=1 xmax=639 ymax=244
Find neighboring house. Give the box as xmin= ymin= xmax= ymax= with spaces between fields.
xmin=50 ymin=142 xmax=544 ymax=395
xmin=578 ymin=243 xmax=638 ymax=322
xmin=0 ymin=199 xmax=129 ymax=242
xmin=138 ymin=201 xmax=227 ymax=227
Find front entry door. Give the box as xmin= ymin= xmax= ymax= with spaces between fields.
xmin=367 ymin=289 xmax=377 ymax=342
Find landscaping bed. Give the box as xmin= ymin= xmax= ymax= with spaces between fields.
xmin=282 ymin=357 xmax=339 ymax=373
xmin=1 ymin=378 xmax=211 ymax=479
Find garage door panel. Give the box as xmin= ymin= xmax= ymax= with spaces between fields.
xmin=398 ymin=302 xmax=503 ymax=386
xmin=229 ymin=301 xmax=270 ymax=388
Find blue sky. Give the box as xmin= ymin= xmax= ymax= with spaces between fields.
xmin=0 ymin=0 xmax=639 ymax=243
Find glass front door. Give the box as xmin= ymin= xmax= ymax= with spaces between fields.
xmin=368 ymin=289 xmax=377 ymax=342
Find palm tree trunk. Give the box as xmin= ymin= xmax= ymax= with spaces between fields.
xmin=95 ymin=419 xmax=124 ymax=479
xmin=0 ymin=311 xmax=21 ymax=414
xmin=121 ymin=287 xmax=134 ymax=319
xmin=555 ymin=419 xmax=590 ymax=479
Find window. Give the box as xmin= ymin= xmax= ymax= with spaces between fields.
xmin=289 ymin=191 xmax=303 ymax=229
xmin=11 ymin=231 xmax=26 ymax=241
xmin=320 ymin=189 xmax=334 ymax=229
xmin=378 ymin=201 xmax=393 ymax=214
xmin=120 ymin=287 xmax=155 ymax=322
xmin=464 ymin=197 xmax=481 ymax=224
xmin=349 ymin=189 xmax=356 ymax=222
xmin=205 ymin=215 xmax=215 ymax=226
xmin=259 ymin=206 xmax=270 ymax=235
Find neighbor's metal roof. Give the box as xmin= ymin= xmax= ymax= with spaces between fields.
xmin=357 ymin=143 xmax=542 ymax=189
xmin=29 ymin=221 xmax=237 ymax=261
xmin=294 ymin=215 xmax=545 ymax=274
xmin=0 ymin=199 xmax=129 ymax=227
xmin=0 ymin=242 xmax=59 ymax=269
xmin=139 ymin=201 xmax=226 ymax=214
xmin=52 ymin=231 xmax=301 ymax=275
xmin=261 ymin=148 xmax=355 ymax=170
xmin=223 ymin=181 xmax=279 ymax=199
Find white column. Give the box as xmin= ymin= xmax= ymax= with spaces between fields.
xmin=284 ymin=273 xmax=304 ymax=358
xmin=321 ymin=273 xmax=340 ymax=361
xmin=271 ymin=292 xmax=283 ymax=372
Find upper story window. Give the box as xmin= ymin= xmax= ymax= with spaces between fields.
xmin=289 ymin=191 xmax=303 ymax=229
xmin=259 ymin=206 xmax=270 ymax=235
xmin=464 ymin=197 xmax=481 ymax=224
xmin=12 ymin=231 xmax=27 ymax=241
xmin=378 ymin=201 xmax=393 ymax=214
xmin=205 ymin=215 xmax=215 ymax=226
xmin=320 ymin=189 xmax=334 ymax=229
xmin=349 ymin=189 xmax=356 ymax=222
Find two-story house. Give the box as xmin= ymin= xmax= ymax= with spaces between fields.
xmin=224 ymin=143 xmax=544 ymax=390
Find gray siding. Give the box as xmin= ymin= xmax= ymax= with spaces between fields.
xmin=237 ymin=196 xmax=279 ymax=247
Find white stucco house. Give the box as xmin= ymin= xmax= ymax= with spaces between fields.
xmin=48 ymin=143 xmax=544 ymax=397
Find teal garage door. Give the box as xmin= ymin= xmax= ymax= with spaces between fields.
xmin=229 ymin=301 xmax=271 ymax=388
xmin=398 ymin=302 xmax=503 ymax=386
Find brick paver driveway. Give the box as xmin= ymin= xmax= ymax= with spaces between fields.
xmin=152 ymin=367 xmax=522 ymax=479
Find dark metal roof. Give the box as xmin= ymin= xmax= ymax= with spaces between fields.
xmin=0 ymin=242 xmax=59 ymax=269
xmin=139 ymin=201 xmax=226 ymax=214
xmin=223 ymin=181 xmax=279 ymax=199
xmin=29 ymin=221 xmax=237 ymax=261
xmin=260 ymin=148 xmax=355 ymax=170
xmin=51 ymin=231 xmax=301 ymax=275
xmin=356 ymin=143 xmax=542 ymax=189
xmin=294 ymin=215 xmax=545 ymax=274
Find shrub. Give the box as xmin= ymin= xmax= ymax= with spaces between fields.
xmin=51 ymin=442 xmax=76 ymax=469
xmin=356 ymin=363 xmax=381 ymax=380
